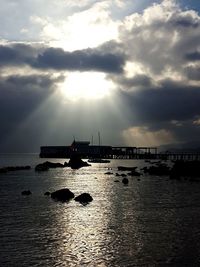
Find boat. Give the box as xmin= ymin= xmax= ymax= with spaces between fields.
xmin=88 ymin=159 xmax=110 ymax=163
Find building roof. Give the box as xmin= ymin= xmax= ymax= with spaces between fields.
xmin=71 ymin=140 xmax=90 ymax=147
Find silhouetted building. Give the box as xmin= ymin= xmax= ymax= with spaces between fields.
xmin=40 ymin=140 xmax=112 ymax=158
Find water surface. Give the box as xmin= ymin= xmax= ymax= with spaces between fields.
xmin=0 ymin=154 xmax=200 ymax=266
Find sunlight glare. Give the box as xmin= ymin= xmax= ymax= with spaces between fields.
xmin=44 ymin=2 xmax=119 ymax=51
xmin=60 ymin=72 xmax=115 ymax=101
xmin=124 ymin=61 xmax=144 ymax=78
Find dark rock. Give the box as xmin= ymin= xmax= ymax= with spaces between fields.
xmin=118 ymin=166 xmax=137 ymax=171
xmin=170 ymin=160 xmax=200 ymax=180
xmin=35 ymin=163 xmax=49 ymax=172
xmin=51 ymin=188 xmax=74 ymax=202
xmin=7 ymin=166 xmax=31 ymax=171
xmin=74 ymin=193 xmax=93 ymax=204
xmin=122 ymin=178 xmax=129 ymax=185
xmin=116 ymin=173 xmax=128 ymax=177
xmin=114 ymin=180 xmax=120 ymax=182
xmin=44 ymin=191 xmax=51 ymax=196
xmin=44 ymin=161 xmax=64 ymax=168
xmin=21 ymin=190 xmax=32 ymax=195
xmin=68 ymin=155 xmax=90 ymax=169
xmin=35 ymin=161 xmax=65 ymax=171
xmin=64 ymin=162 xmax=69 ymax=167
xmin=127 ymin=170 xmax=141 ymax=176
xmin=0 ymin=165 xmax=31 ymax=173
xmin=0 ymin=168 xmax=8 ymax=173
xmin=143 ymin=164 xmax=170 ymax=176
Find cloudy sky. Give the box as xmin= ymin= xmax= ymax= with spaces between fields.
xmin=1 ymin=0 xmax=200 ymax=152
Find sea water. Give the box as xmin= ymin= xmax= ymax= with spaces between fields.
xmin=0 ymin=154 xmax=200 ymax=266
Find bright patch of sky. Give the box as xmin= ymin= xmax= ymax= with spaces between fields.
xmin=0 ymin=1 xmax=199 ymax=48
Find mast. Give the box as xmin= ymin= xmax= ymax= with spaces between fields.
xmin=91 ymin=135 xmax=93 ymax=146
xmin=98 ymin=131 xmax=101 ymax=146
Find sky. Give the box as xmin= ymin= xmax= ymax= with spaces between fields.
xmin=1 ymin=0 xmax=200 ymax=152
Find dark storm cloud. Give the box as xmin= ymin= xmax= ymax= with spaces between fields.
xmin=0 ymin=74 xmax=62 ymax=138
xmin=120 ymin=80 xmax=200 ymax=125
xmin=4 ymin=74 xmax=56 ymax=89
xmin=118 ymin=79 xmax=200 ymax=146
xmin=0 ymin=46 xmax=18 ymax=64
xmin=0 ymin=44 xmax=125 ymax=73
xmin=111 ymin=74 xmax=153 ymax=89
xmin=0 ymin=45 xmax=26 ymax=66
xmin=128 ymin=74 xmax=152 ymax=87
xmin=185 ymin=51 xmax=200 ymax=61
xmin=31 ymin=47 xmax=125 ymax=73
xmin=0 ymin=43 xmax=37 ymax=66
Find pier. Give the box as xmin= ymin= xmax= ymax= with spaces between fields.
xmin=101 ymin=147 xmax=200 ymax=160
xmin=40 ymin=142 xmax=200 ymax=160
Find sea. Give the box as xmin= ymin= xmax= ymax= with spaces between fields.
xmin=1 ymin=153 xmax=200 ymax=267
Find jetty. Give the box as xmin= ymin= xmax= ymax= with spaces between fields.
xmin=40 ymin=141 xmax=200 ymax=160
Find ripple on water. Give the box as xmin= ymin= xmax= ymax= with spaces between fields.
xmin=1 ymin=158 xmax=200 ymax=266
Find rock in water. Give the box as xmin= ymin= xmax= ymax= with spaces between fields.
xmin=35 ymin=161 xmax=65 ymax=171
xmin=0 ymin=166 xmax=31 ymax=173
xmin=44 ymin=191 xmax=51 ymax=196
xmin=21 ymin=190 xmax=32 ymax=196
xmin=118 ymin=166 xmax=137 ymax=171
xmin=35 ymin=163 xmax=49 ymax=172
xmin=122 ymin=178 xmax=129 ymax=185
xmin=74 ymin=193 xmax=93 ymax=204
xmin=51 ymin=188 xmax=74 ymax=202
xmin=143 ymin=164 xmax=170 ymax=176
xmin=170 ymin=160 xmax=200 ymax=180
xmin=127 ymin=170 xmax=141 ymax=176
xmin=68 ymin=155 xmax=90 ymax=169
xmin=0 ymin=168 xmax=8 ymax=173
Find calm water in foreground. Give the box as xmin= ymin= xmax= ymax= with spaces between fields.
xmin=1 ymin=154 xmax=200 ymax=266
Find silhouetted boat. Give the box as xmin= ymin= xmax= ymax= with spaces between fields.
xmin=88 ymin=159 xmax=110 ymax=163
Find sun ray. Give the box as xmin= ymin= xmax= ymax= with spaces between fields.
xmin=59 ymin=72 xmax=115 ymax=101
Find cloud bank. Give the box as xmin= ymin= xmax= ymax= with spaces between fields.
xmin=1 ymin=0 xmax=200 ymax=151
xmin=111 ymin=0 xmax=200 ymax=147
xmin=0 ymin=44 xmax=125 ymax=73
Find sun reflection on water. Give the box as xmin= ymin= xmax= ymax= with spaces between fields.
xmin=1 ymin=158 xmax=200 ymax=266
xmin=47 ymin=163 xmax=150 ymax=267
